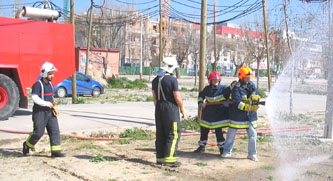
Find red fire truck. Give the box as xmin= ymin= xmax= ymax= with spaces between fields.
xmin=0 ymin=7 xmax=75 ymax=120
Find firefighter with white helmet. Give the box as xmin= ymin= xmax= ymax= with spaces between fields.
xmin=152 ymin=57 xmax=185 ymax=167
xmin=23 ymin=62 xmax=65 ymax=157
xmin=194 ymin=71 xmax=230 ymax=156
xmin=221 ymin=66 xmax=260 ymax=161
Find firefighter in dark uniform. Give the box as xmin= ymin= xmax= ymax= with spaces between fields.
xmin=194 ymin=72 xmax=230 ymax=156
xmin=23 ymin=62 xmax=65 ymax=158
xmin=221 ymin=66 xmax=260 ymax=161
xmin=152 ymin=58 xmax=186 ymax=167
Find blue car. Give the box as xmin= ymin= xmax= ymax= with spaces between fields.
xmin=54 ymin=71 xmax=104 ymax=98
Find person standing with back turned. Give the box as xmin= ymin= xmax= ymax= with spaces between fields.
xmin=23 ymin=62 xmax=65 ymax=158
xmin=221 ymin=66 xmax=260 ymax=161
xmin=152 ymin=58 xmax=186 ymax=167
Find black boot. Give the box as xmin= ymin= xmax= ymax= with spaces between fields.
xmin=22 ymin=142 xmax=30 ymax=156
xmin=51 ymin=151 xmax=66 ymax=158
xmin=219 ymin=147 xmax=224 ymax=156
xmin=194 ymin=145 xmax=205 ymax=153
xmin=162 ymin=161 xmax=181 ymax=167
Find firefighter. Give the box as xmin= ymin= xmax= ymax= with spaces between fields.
xmin=152 ymin=58 xmax=186 ymax=167
xmin=194 ymin=72 xmax=230 ymax=156
xmin=221 ymin=66 xmax=260 ymax=161
xmin=23 ymin=62 xmax=65 ymax=158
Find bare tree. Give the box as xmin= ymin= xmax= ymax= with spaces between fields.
xmin=190 ymin=35 xmax=200 ymax=86
xmin=171 ymin=23 xmax=193 ymax=78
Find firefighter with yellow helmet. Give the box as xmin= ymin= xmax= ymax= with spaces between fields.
xmin=221 ymin=66 xmax=260 ymax=161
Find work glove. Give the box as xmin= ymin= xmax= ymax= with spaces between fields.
xmin=180 ymin=107 xmax=186 ymax=118
xmin=250 ymin=94 xmax=260 ymax=102
xmin=52 ymin=101 xmax=59 ymax=117
xmin=244 ymin=104 xmax=259 ymax=112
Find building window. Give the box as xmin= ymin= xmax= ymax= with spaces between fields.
xmin=153 ymin=25 xmax=157 ymax=31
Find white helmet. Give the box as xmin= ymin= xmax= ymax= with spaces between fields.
xmin=160 ymin=57 xmax=179 ymax=73
xmin=41 ymin=62 xmax=57 ymax=78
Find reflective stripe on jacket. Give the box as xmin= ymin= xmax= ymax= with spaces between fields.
xmin=229 ymin=80 xmax=258 ymax=129
xmin=198 ymin=84 xmax=230 ymax=129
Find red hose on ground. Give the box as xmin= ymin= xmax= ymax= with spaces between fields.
xmin=0 ymin=129 xmax=131 ymax=141
xmin=182 ymin=127 xmax=313 ymax=146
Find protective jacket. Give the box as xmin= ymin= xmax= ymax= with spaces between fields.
xmin=25 ymin=79 xmax=61 ymax=152
xmin=198 ymin=84 xmax=230 ymax=129
xmin=229 ymin=80 xmax=259 ymax=129
xmin=152 ymin=74 xmax=181 ymax=164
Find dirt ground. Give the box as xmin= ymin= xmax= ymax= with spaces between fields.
xmin=1 ymin=78 xmax=332 ymax=181
xmin=0 ymin=113 xmax=332 ymax=181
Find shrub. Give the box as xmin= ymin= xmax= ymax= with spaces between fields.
xmin=181 ymin=116 xmax=200 ymax=131
xmin=106 ymin=77 xmax=148 ymax=89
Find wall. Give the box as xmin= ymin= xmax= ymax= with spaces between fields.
xmin=76 ymin=47 xmax=120 ymax=83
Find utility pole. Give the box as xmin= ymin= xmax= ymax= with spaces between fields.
xmin=199 ymin=0 xmax=207 ymax=92
xmin=262 ymin=0 xmax=271 ymax=91
xmin=325 ymin=0 xmax=333 ymax=139
xmin=140 ymin=16 xmax=143 ymax=79
xmin=199 ymin=0 xmax=207 ymax=118
xmin=159 ymin=0 xmax=163 ymax=67
xmin=213 ymin=0 xmax=217 ymax=72
xmin=85 ymin=0 xmax=94 ymax=75
xmin=70 ymin=0 xmax=77 ymax=103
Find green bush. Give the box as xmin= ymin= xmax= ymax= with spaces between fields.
xmin=258 ymin=89 xmax=267 ymax=98
xmin=74 ymin=97 xmax=85 ymax=104
xmin=181 ymin=116 xmax=200 ymax=131
xmin=106 ymin=77 xmax=148 ymax=89
xmin=119 ymin=127 xmax=154 ymax=140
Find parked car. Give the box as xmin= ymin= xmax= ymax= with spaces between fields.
xmin=54 ymin=71 xmax=104 ymax=98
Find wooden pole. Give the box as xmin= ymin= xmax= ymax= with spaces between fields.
xmin=324 ymin=0 xmax=333 ymax=138
xmin=85 ymin=0 xmax=94 ymax=75
xmin=199 ymin=0 xmax=207 ymax=118
xmin=159 ymin=0 xmax=163 ymax=67
xmin=70 ymin=0 xmax=77 ymax=103
xmin=262 ymin=0 xmax=271 ymax=91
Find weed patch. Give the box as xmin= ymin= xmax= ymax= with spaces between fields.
xmin=90 ymin=154 xmax=115 ymax=163
xmin=109 ymin=140 xmax=132 ymax=145
xmin=77 ymin=144 xmax=104 ymax=150
xmin=304 ymin=171 xmax=321 ymax=177
xmin=260 ymin=165 xmax=275 ymax=171
xmin=257 ymin=136 xmax=273 ymax=143
xmin=74 ymin=97 xmax=86 ymax=104
xmin=119 ymin=127 xmax=154 ymax=140
xmin=266 ymin=176 xmax=274 ymax=180
xmin=181 ymin=116 xmax=200 ymax=131
xmin=194 ymin=162 xmax=207 ymax=167
xmin=107 ymin=77 xmax=148 ymax=89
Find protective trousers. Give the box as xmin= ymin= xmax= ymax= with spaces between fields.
xmin=26 ymin=109 xmax=61 ymax=152
xmin=199 ymin=127 xmax=225 ymax=148
xmin=155 ymin=101 xmax=181 ymax=163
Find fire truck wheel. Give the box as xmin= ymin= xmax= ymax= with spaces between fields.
xmin=92 ymin=87 xmax=101 ymax=97
xmin=0 ymin=74 xmax=19 ymax=120
xmin=56 ymin=87 xmax=67 ymax=98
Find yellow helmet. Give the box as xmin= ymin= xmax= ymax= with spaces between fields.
xmin=238 ymin=66 xmax=253 ymax=79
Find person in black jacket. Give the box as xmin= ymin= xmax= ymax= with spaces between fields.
xmin=152 ymin=58 xmax=186 ymax=167
xmin=23 ymin=62 xmax=65 ymax=158
xmin=194 ymin=72 xmax=230 ymax=156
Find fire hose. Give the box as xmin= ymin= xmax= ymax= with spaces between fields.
xmin=181 ymin=127 xmax=312 ymax=146
xmin=0 ymin=126 xmax=311 ymax=142
xmin=206 ymin=100 xmax=266 ymax=106
xmin=0 ymin=129 xmax=131 ymax=141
